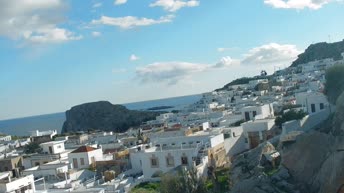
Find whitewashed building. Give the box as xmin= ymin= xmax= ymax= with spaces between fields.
xmin=240 ymin=103 xmax=274 ymax=121
xmin=242 ymin=119 xmax=275 ymax=149
xmin=295 ymin=92 xmax=329 ymax=114
xmin=0 ymin=172 xmax=35 ymax=193
xmin=68 ymin=146 xmax=103 ymax=170
xmin=130 ymin=132 xmax=225 ymax=179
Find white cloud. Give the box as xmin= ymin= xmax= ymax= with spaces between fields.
xmin=217 ymin=47 xmax=240 ymax=52
xmin=91 ymin=15 xmax=174 ymax=29
xmin=135 ymin=43 xmax=301 ymax=85
xmin=0 ymin=0 xmax=81 ymax=44
xmin=217 ymin=48 xmax=227 ymax=52
xmin=214 ymin=56 xmax=240 ymax=68
xmin=241 ymin=43 xmax=301 ymax=65
xmin=92 ymin=31 xmax=101 ymax=37
xmin=130 ymin=54 xmax=140 ymax=61
xmin=136 ymin=62 xmax=208 ymax=85
xmin=114 ymin=0 xmax=127 ymax=5
xmin=27 ymin=28 xmax=82 ymax=44
xmin=264 ymin=0 xmax=331 ymax=9
xmin=93 ymin=2 xmax=102 ymax=8
xmin=150 ymin=0 xmax=200 ymax=12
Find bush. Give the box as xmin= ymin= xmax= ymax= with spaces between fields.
xmin=131 ymin=182 xmax=160 ymax=193
xmin=275 ymin=110 xmax=307 ymax=128
xmin=324 ymin=64 xmax=344 ymax=104
xmin=160 ymin=168 xmax=209 ymax=193
xmin=24 ymin=142 xmax=42 ymax=154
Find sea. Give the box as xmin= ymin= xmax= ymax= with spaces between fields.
xmin=0 ymin=94 xmax=202 ymax=136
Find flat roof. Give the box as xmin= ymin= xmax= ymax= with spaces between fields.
xmin=40 ymin=140 xmax=65 ymax=146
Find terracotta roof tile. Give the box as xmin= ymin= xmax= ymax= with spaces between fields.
xmin=71 ymin=146 xmax=96 ymax=153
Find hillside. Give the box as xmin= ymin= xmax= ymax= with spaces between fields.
xmin=291 ymin=40 xmax=344 ymax=67
xmin=215 ymin=75 xmax=272 ymax=91
xmin=61 ymin=101 xmax=162 ymax=133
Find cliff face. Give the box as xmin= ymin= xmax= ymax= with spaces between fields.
xmin=61 ymin=101 xmax=162 ymax=133
xmin=291 ymin=40 xmax=344 ymax=67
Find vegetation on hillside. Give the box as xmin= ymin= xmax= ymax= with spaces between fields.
xmin=216 ymin=75 xmax=272 ymax=91
xmin=130 ymin=167 xmax=231 ymax=193
xmin=291 ymin=40 xmax=344 ymax=67
xmin=131 ymin=182 xmax=160 ymax=193
xmin=160 ymin=168 xmax=208 ymax=193
xmin=324 ymin=63 xmax=344 ymax=104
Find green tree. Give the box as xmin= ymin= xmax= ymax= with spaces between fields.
xmin=324 ymin=63 xmax=344 ymax=104
xmin=24 ymin=142 xmax=43 ymax=154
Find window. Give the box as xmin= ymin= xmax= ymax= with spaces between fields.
xmin=80 ymin=158 xmax=85 ymax=165
xmin=311 ymin=104 xmax=316 ymax=113
xmin=253 ymin=111 xmax=257 ymax=117
xmin=181 ymin=155 xmax=188 ymax=165
xmin=233 ymin=132 xmax=236 ymax=137
xmin=166 ymin=153 xmax=174 ymax=167
xmin=151 ymin=155 xmax=159 ymax=168
xmin=320 ymin=103 xmax=324 ymax=110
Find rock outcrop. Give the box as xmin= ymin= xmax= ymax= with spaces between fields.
xmin=227 ymin=86 xmax=344 ymax=193
xmin=229 ymin=142 xmax=300 ymax=193
xmin=291 ymin=40 xmax=344 ymax=67
xmin=61 ymin=101 xmax=162 ymax=133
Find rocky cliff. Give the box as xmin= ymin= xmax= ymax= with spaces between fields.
xmin=228 ymin=91 xmax=344 ymax=193
xmin=61 ymin=101 xmax=162 ymax=133
xmin=291 ymin=40 xmax=344 ymax=67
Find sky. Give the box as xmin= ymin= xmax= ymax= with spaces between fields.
xmin=1 ymin=0 xmax=344 ymax=120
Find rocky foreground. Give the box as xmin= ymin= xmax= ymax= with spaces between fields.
xmin=229 ymin=93 xmax=344 ymax=193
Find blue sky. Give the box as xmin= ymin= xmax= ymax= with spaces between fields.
xmin=0 ymin=0 xmax=344 ymax=120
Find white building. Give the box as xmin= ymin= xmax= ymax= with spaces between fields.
xmin=242 ymin=119 xmax=275 ymax=149
xmin=23 ymin=141 xmax=69 ymax=168
xmin=130 ymin=133 xmax=225 ymax=179
xmin=0 ymin=172 xmax=35 ymax=193
xmin=68 ymin=146 xmax=103 ymax=170
xmin=295 ymin=92 xmax=329 ymax=114
xmin=40 ymin=140 xmax=66 ymax=155
xmin=222 ymin=126 xmax=247 ymax=158
xmin=240 ymin=103 xmax=274 ymax=121
xmin=0 ymin=136 xmax=12 ymax=142
xmin=23 ymin=159 xmax=68 ymax=181
xmin=29 ymin=130 xmax=57 ymax=137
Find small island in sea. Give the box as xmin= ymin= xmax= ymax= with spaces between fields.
xmin=146 ymin=106 xmax=174 ymax=111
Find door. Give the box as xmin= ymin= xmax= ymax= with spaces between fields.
xmin=49 ymin=146 xmax=53 ymax=154
xmin=311 ymin=104 xmax=316 ymax=113
xmin=73 ymin=158 xmax=78 ymax=169
xmin=245 ymin=112 xmax=250 ymax=121
xmin=248 ymin=132 xmax=260 ymax=149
